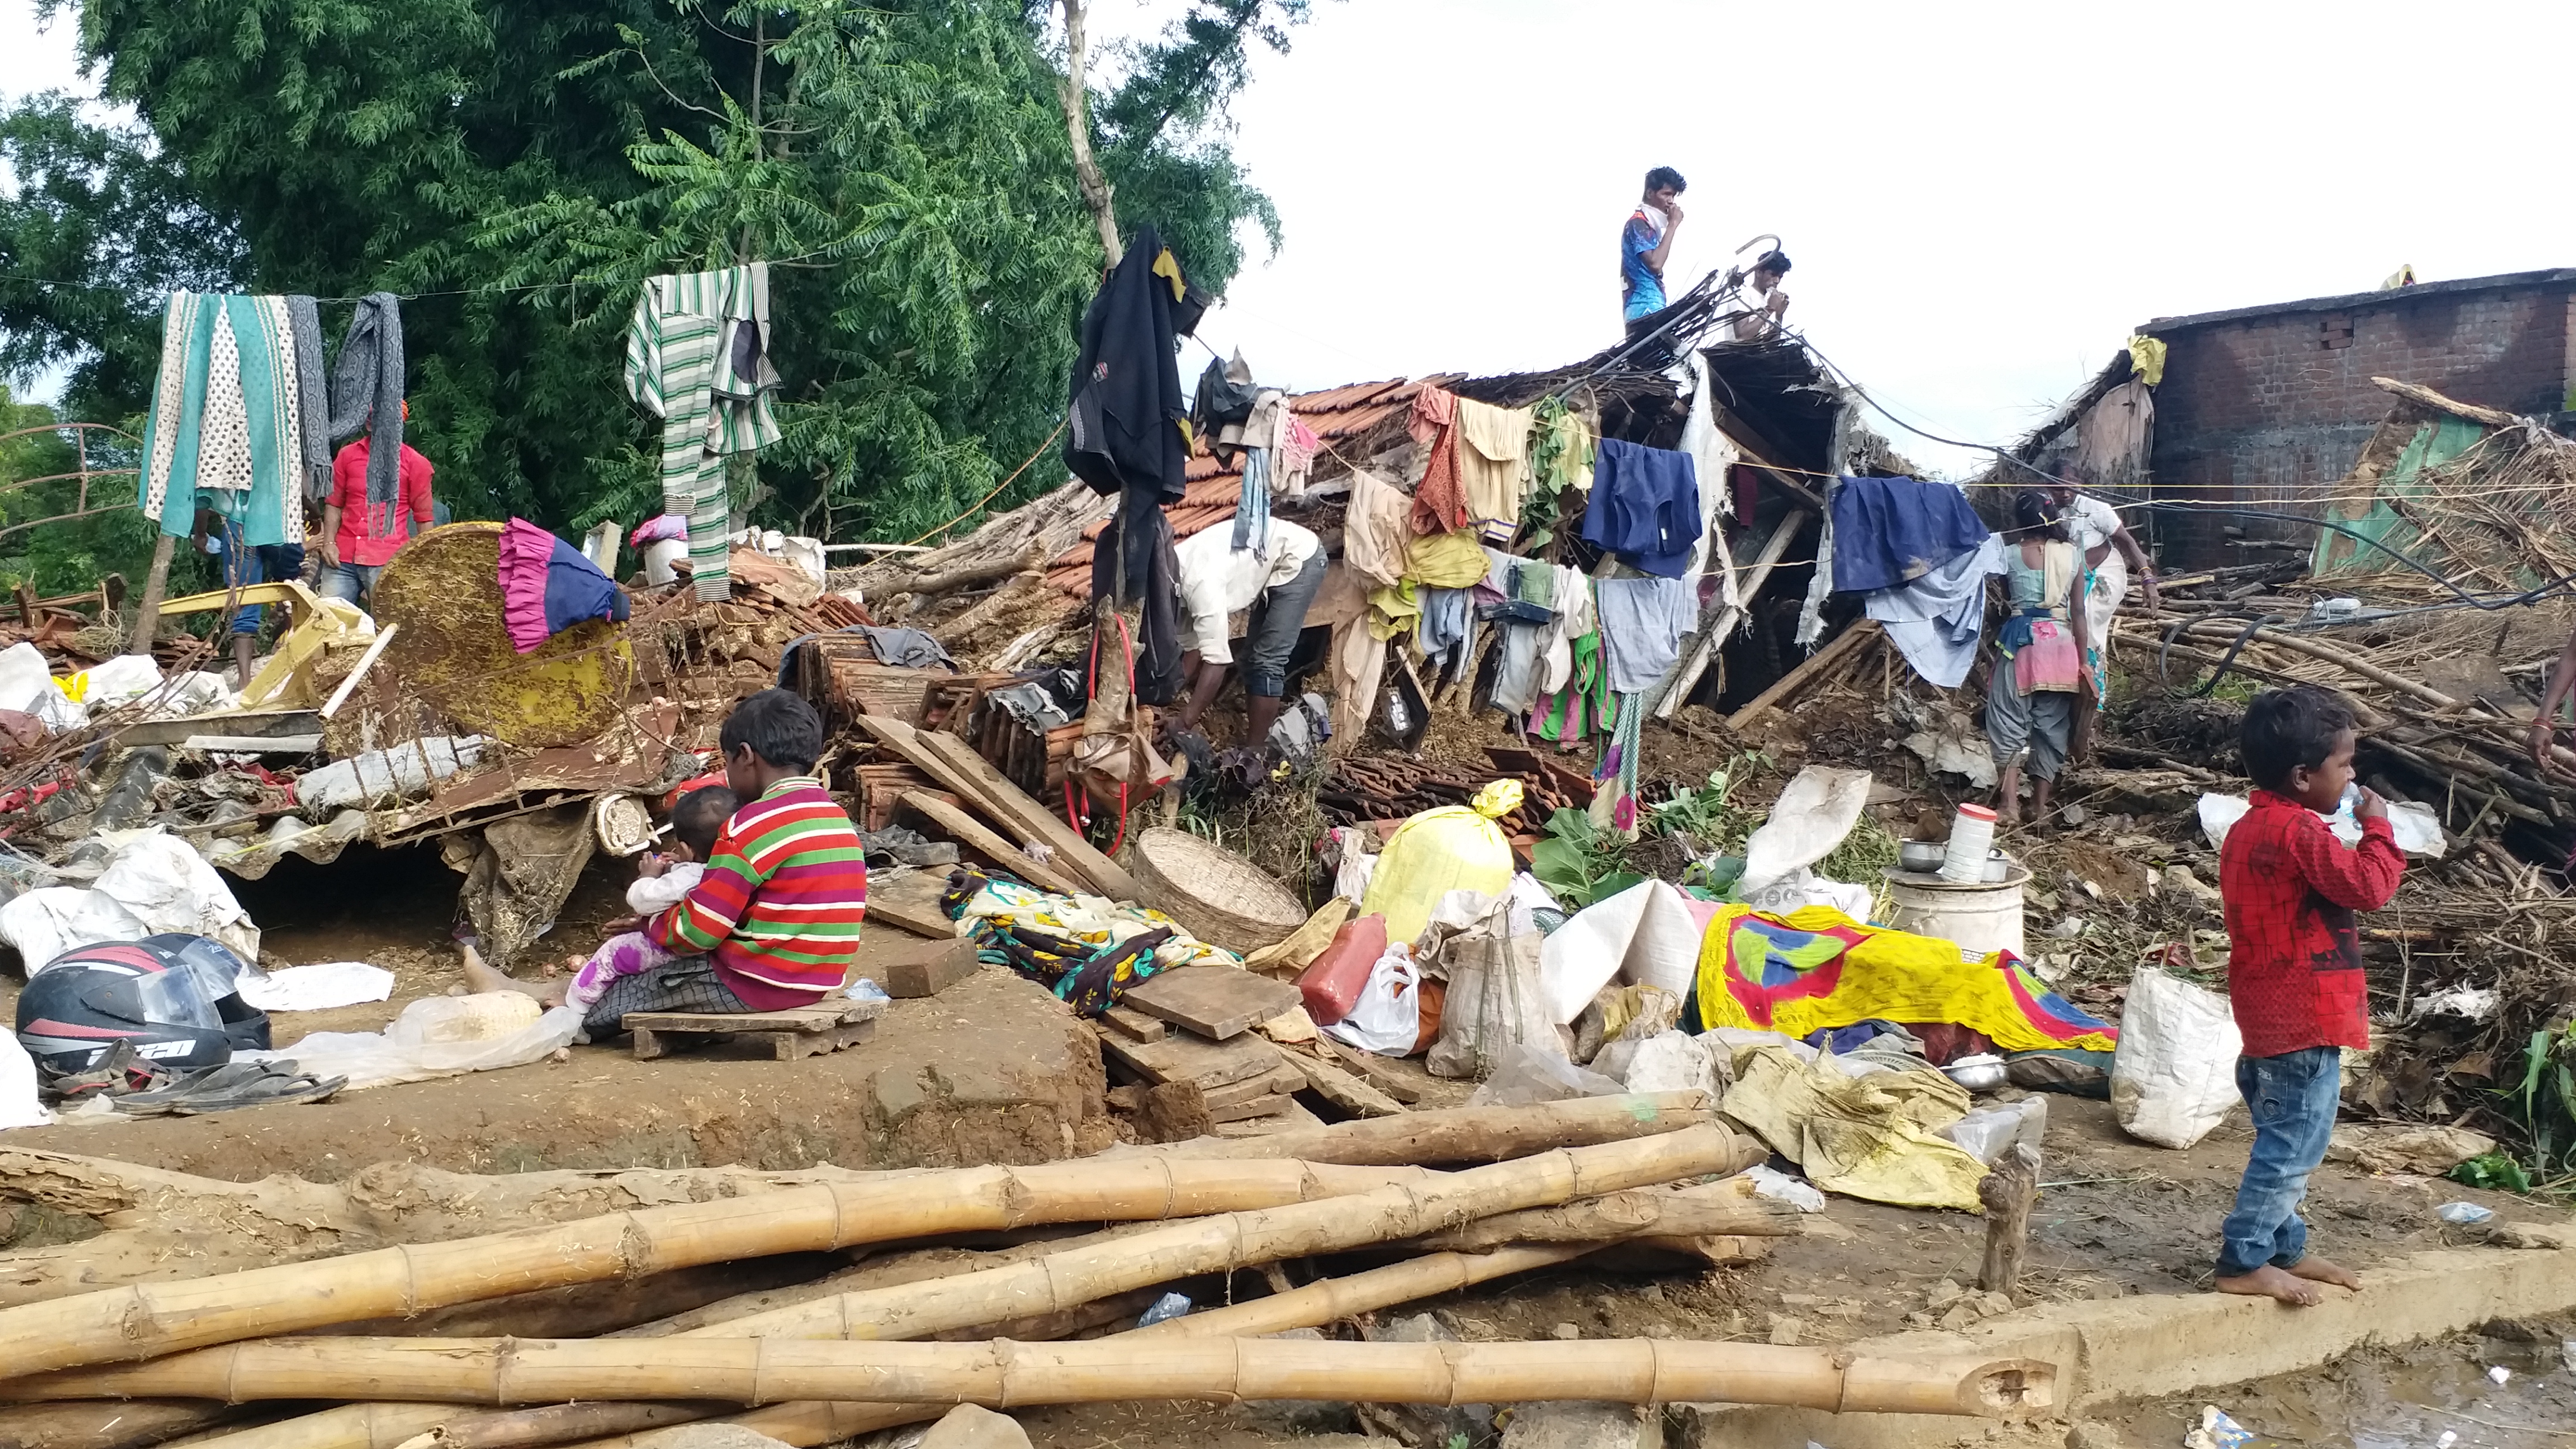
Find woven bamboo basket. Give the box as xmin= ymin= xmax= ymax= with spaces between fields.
xmin=372 ymin=523 xmax=634 ymax=748
xmin=1125 ymin=826 xmax=1308 ymax=953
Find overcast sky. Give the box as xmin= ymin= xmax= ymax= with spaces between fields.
xmin=12 ymin=1 xmax=2575 ymax=477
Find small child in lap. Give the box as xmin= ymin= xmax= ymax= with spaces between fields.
xmin=459 ymin=785 xmax=737 ymax=1008
xmin=2214 ymin=687 xmax=2404 ymax=1306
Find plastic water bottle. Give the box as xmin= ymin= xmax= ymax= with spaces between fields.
xmin=1940 ymin=804 xmax=1997 ymax=884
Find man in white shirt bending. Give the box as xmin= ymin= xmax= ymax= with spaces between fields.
xmin=1169 ymin=517 xmax=1327 ymax=749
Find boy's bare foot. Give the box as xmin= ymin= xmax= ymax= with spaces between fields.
xmin=458 ymin=944 xmax=541 ymax=998
xmin=2214 ymin=1265 xmax=2322 ymax=1306
xmin=2285 ymin=1256 xmax=2362 ymax=1292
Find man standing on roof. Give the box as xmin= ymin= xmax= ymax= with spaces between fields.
xmin=1168 ymin=516 xmax=1325 ymax=775
xmin=1730 ymin=250 xmax=1794 ymax=339
xmin=318 ymin=399 xmax=436 ymax=612
xmin=1621 ymin=167 xmax=1687 ymax=332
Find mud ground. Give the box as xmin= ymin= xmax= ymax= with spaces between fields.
xmin=1 ymin=845 xmax=1111 ymax=1176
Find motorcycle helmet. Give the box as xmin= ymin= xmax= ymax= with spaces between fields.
xmin=15 ymin=936 xmax=268 ymax=1082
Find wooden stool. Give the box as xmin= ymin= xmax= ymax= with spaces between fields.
xmin=624 ymin=997 xmax=887 ymax=1061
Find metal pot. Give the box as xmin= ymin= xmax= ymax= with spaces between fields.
xmin=1898 ymin=840 xmax=1947 ymax=873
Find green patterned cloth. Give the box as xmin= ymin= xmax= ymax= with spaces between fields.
xmin=624 ymin=263 xmax=782 ymax=600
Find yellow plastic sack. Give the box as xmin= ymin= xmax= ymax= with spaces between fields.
xmin=1362 ymin=780 xmax=1523 ymax=946
xmin=1721 ymin=1044 xmax=1988 ymax=1210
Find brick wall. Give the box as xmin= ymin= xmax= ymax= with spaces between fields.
xmin=2147 ymin=283 xmax=2576 ymax=566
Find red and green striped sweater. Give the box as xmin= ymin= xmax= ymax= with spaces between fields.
xmin=647 ymin=776 xmax=869 ymax=1008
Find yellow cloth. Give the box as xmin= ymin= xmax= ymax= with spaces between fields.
xmin=1366 ymin=580 xmax=1422 ymax=641
xmin=1152 ymin=248 xmax=1184 ymax=301
xmin=1452 ymin=397 xmax=1535 ymax=530
xmin=1404 ymin=529 xmax=1490 ymax=589
xmin=2125 ymin=333 xmax=2167 ymax=388
xmin=1693 ymin=905 xmax=2121 ymax=1055
xmin=1720 ymin=1045 xmax=1987 ymax=1210
xmin=1243 ymin=897 xmax=1354 ymax=974
xmin=1361 ymin=780 xmax=1522 ymax=945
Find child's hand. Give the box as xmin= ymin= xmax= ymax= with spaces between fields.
xmin=2355 ymin=787 xmax=2389 ymax=821
xmin=601 ymin=914 xmax=646 ymax=939
xmin=637 ymin=852 xmax=671 ymax=879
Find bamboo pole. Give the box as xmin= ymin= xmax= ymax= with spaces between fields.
xmin=0 ymin=1398 xmax=239 ymax=1449
xmin=0 ymin=1337 xmax=2052 ymax=1420
xmin=1151 ymin=1092 xmax=1725 ymax=1164
xmin=17 ymin=1128 xmax=1746 ymax=1404
xmin=0 ymin=1157 xmax=1453 ymax=1377
xmin=1408 ymin=1180 xmax=1793 ymax=1252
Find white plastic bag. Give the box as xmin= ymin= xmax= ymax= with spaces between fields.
xmin=1737 ymin=766 xmax=1873 ymax=894
xmin=1 ymin=830 xmax=259 ymax=970
xmin=0 ymin=1029 xmax=49 ymax=1130
xmin=1322 ymin=944 xmax=1420 ymax=1057
xmin=2111 ymin=967 xmax=2243 ymax=1148
xmin=1938 ymin=1096 xmax=2049 ymax=1164
xmin=2198 ymin=790 xmax=2445 ymax=858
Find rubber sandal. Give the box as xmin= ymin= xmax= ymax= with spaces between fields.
xmin=115 ymin=1060 xmax=347 ymax=1115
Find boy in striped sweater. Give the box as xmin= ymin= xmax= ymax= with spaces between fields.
xmin=586 ymin=690 xmax=868 ymax=1036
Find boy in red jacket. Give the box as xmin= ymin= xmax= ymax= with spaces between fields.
xmin=2215 ymin=686 xmax=2405 ymax=1305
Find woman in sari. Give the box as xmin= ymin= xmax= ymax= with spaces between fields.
xmin=1987 ymin=490 xmax=2089 ymax=826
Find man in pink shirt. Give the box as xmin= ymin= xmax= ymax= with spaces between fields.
xmin=320 ymin=401 xmax=437 ymax=609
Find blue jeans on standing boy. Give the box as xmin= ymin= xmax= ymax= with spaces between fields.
xmin=214 ymin=519 xmax=307 ymax=637
xmin=2215 ymin=1045 xmax=2341 ymax=1278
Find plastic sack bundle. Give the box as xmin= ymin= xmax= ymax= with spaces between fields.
xmin=2110 ymin=966 xmax=2243 ymax=1148
xmin=1424 ymin=894 xmax=1555 ymax=1079
xmin=1361 ymin=780 xmax=1522 ymax=946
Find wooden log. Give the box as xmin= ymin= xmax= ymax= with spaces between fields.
xmin=8 ymin=1336 xmax=2052 ymax=1420
xmin=1977 ymin=1144 xmax=2040 ymax=1296
xmin=1150 ymin=1091 xmax=1730 ymax=1165
xmin=0 ymin=1154 xmax=1479 ymax=1376
xmin=0 ymin=1399 xmax=238 ymax=1449
xmin=25 ymin=1129 xmax=1750 ymax=1404
xmin=1409 ymin=1180 xmax=1796 ymax=1251
xmin=1653 ymin=512 xmax=1802 ymax=721
xmin=126 ymin=535 xmax=175 ymax=656
xmin=897 ymin=544 xmax=1044 ymax=599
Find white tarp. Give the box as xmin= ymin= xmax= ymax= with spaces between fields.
xmin=251 ymin=999 xmax=582 ymax=1092
xmin=0 ymin=829 xmax=259 ymax=970
xmin=1536 ymin=878 xmax=1707 ymax=1025
xmin=236 ymin=962 xmax=396 ymax=1013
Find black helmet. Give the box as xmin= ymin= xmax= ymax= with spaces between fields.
xmin=16 ymin=936 xmax=270 ymax=1082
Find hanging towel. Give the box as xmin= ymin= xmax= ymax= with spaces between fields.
xmin=498 ymin=518 xmax=631 ymax=654
xmin=626 ymin=263 xmax=783 ymax=600
xmin=134 ymin=292 xmax=305 ymax=548
xmin=1827 ymin=475 xmax=1990 ymax=594
xmin=284 ymin=296 xmax=333 ymax=505
xmin=1232 ymin=447 xmax=1272 ymax=551
xmin=1579 ymin=438 xmax=1701 ymax=579
xmin=1408 ymin=386 xmax=1469 ymax=534
xmin=1343 ymin=468 xmax=1409 ymax=588
xmin=1278 ymin=414 xmax=1320 ymax=497
xmin=326 ymin=292 xmax=405 ymax=508
xmin=1452 ymin=397 xmax=1533 ymax=539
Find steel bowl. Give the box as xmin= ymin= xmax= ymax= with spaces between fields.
xmin=1898 ymin=840 xmax=1947 ymax=873
xmin=1942 ymin=1054 xmax=2008 ymax=1092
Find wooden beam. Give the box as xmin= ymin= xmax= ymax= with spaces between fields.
xmin=1723 ymin=619 xmax=1879 ymax=732
xmin=1651 ymin=514 xmax=1804 ymax=720
xmin=898 ymin=789 xmax=1086 ymax=896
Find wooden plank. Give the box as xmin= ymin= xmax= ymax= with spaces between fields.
xmin=898 ymin=789 xmax=1086 ymax=895
xmin=1211 ymin=1098 xmax=1327 ymax=1138
xmin=865 ymin=869 xmax=959 ymax=941
xmin=1206 ymin=1092 xmax=1294 ymax=1124
xmin=868 ymin=934 xmax=982 ymax=998
xmin=907 ymin=723 xmax=1144 ymax=901
xmin=1312 ymin=1036 xmax=1424 ymax=1104
xmin=1723 ymin=619 xmax=1880 ymax=731
xmin=1100 ymin=1006 xmax=1167 ymax=1043
xmin=1118 ymin=966 xmax=1304 ymax=1042
xmin=116 ymin=709 xmax=321 ymax=748
xmin=1098 ymin=1027 xmax=1284 ymax=1090
xmin=860 ymin=715 xmax=1135 ymax=898
xmin=623 ymin=999 xmax=884 ymax=1062
xmin=178 ymin=734 xmax=323 ymax=754
xmin=1282 ymin=1050 xmax=1407 ymax=1118
xmin=1201 ymin=1066 xmax=1304 ymax=1111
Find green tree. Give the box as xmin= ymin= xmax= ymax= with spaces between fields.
xmin=38 ymin=0 xmax=1305 ymax=544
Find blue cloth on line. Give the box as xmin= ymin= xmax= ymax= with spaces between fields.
xmin=1594 ymin=574 xmax=1697 ymax=694
xmin=1864 ymin=534 xmax=2007 ymax=689
xmin=1580 ymin=438 xmax=1702 ymax=579
xmin=1828 ymin=475 xmax=1990 ymax=594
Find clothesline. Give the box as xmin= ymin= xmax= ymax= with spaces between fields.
xmin=0 ymin=241 xmax=853 ymax=307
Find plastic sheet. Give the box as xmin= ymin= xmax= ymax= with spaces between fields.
xmin=234 ymin=962 xmax=396 ymax=1012
xmin=0 ymin=1029 xmax=47 ymax=1130
xmin=298 ymin=736 xmax=493 ymax=811
xmin=1737 ymin=766 xmax=1872 ymax=895
xmin=248 ymin=998 xmax=581 ymax=1092
xmin=1464 ymin=1040 xmax=1626 ymax=1107
xmin=0 ymin=830 xmax=260 ymax=969
xmin=2196 ymin=790 xmax=2445 ymax=858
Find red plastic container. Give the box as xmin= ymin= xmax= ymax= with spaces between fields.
xmin=1297 ymin=913 xmax=1389 ymax=1026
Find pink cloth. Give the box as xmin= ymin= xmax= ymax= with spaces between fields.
xmin=2012 ymin=618 xmax=2083 ymax=694
xmin=496 ymin=518 xmax=561 ymax=655
xmin=564 ymin=931 xmax=681 ymax=1010
xmin=1278 ymin=415 xmax=1320 ymax=494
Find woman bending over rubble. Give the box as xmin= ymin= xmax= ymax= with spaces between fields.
xmin=1984 ymin=489 xmax=2089 ymax=827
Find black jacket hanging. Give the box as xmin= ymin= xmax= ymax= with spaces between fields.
xmin=1064 ymin=225 xmax=1191 ymax=513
